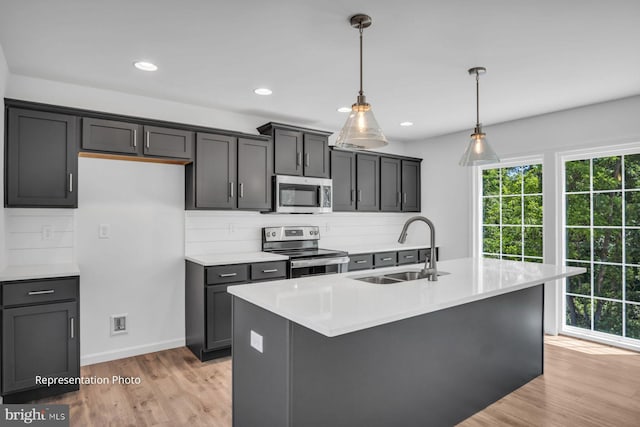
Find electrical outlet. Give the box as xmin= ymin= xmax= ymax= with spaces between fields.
xmin=250 ymin=330 xmax=263 ymax=353
xmin=110 ymin=314 xmax=128 ymax=336
xmin=99 ymin=224 xmax=111 ymax=239
xmin=42 ymin=225 xmax=53 ymax=241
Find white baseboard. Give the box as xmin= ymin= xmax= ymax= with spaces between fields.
xmin=80 ymin=338 xmax=185 ymax=366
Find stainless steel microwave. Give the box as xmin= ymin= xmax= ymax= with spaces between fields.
xmin=274 ymin=175 xmax=332 ymax=213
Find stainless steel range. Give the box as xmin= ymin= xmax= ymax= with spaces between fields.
xmin=262 ymin=226 xmax=349 ymax=278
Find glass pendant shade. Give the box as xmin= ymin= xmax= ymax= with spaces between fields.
xmin=459 ymin=130 xmax=499 ymax=166
xmin=335 ymin=102 xmax=388 ymax=149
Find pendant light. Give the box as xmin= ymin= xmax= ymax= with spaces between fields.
xmin=459 ymin=67 xmax=499 ymax=166
xmin=335 ymin=14 xmax=388 ymax=150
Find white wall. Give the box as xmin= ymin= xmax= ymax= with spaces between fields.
xmin=405 ymin=95 xmax=640 ymax=334
xmin=77 ymin=157 xmax=184 ymax=365
xmin=186 ymin=211 xmax=425 ymax=256
xmin=0 ymin=44 xmax=9 ymax=270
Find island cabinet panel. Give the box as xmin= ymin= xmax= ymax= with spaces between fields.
xmin=232 ymin=285 xmax=544 ymax=427
xmin=380 ymin=156 xmax=402 ymax=212
xmin=82 ymin=117 xmax=140 ymax=154
xmin=356 ymin=153 xmax=380 ymax=211
xmin=142 ymin=125 xmax=193 ymax=159
xmin=330 ymin=150 xmax=356 ymax=211
xmin=6 ymin=108 xmax=78 ymax=208
xmin=401 ymin=159 xmax=421 ymax=212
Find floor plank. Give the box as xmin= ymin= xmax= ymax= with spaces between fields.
xmin=35 ymin=336 xmax=640 ymax=426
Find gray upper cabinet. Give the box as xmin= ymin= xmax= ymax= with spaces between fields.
xmin=142 ymin=125 xmax=193 ymax=159
xmin=186 ymin=133 xmax=273 ymax=211
xmin=190 ymin=133 xmax=237 ymax=209
xmin=356 ymin=153 xmax=380 ymax=211
xmin=82 ymin=117 xmax=140 ymax=154
xmin=273 ymin=129 xmax=303 ymax=176
xmin=331 ymin=150 xmax=356 ymax=211
xmin=402 ymin=160 xmax=421 ymax=212
xmin=237 ymin=138 xmax=273 ymax=210
xmin=6 ymin=108 xmax=78 ymax=208
xmin=257 ymin=122 xmax=331 ymax=178
xmin=380 ymin=157 xmax=402 ymax=212
xmin=303 ymin=134 xmax=329 ymax=178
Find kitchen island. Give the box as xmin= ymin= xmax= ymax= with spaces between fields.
xmin=228 ymin=258 xmax=583 ymax=427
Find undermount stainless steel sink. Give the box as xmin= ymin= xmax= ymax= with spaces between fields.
xmin=354 ymin=270 xmax=450 ymax=284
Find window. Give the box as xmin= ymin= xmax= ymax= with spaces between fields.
xmin=564 ymin=153 xmax=640 ymax=343
xmin=481 ymin=163 xmax=543 ymax=262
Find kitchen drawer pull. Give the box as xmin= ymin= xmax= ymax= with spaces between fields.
xmin=296 ymin=152 xmax=302 ymax=166
xmin=262 ymin=269 xmax=279 ymax=273
xmin=305 ymin=153 xmax=310 ymax=167
xmin=381 ymin=257 xmax=393 ymax=261
xmin=69 ymin=173 xmax=73 ymax=193
xmin=219 ymin=273 xmax=237 ymax=278
xmin=355 ymin=260 xmax=367 ymax=264
xmin=230 ymin=182 xmax=234 ymax=198
xmin=133 ymin=129 xmax=137 ymax=147
xmin=405 ymin=255 xmax=415 ymax=259
xmin=70 ymin=317 xmax=75 ymax=339
xmin=145 ymin=131 xmax=150 ymax=149
xmin=28 ymin=289 xmax=55 ymax=296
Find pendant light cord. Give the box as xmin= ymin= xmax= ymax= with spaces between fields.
xmin=475 ymin=71 xmax=480 ymax=127
xmin=359 ymin=23 xmax=364 ymax=97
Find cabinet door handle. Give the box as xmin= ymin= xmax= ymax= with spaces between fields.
xmin=405 ymin=255 xmax=415 ymax=259
xmin=351 ymin=189 xmax=356 ymax=202
xmin=28 ymin=289 xmax=55 ymax=296
xmin=239 ymin=183 xmax=244 ymax=198
xmin=305 ymin=153 xmax=310 ymax=167
xmin=262 ymin=269 xmax=278 ymax=273
xmin=230 ymin=182 xmax=234 ymax=198
xmin=403 ymin=193 xmax=407 ymax=204
xmin=397 ymin=192 xmax=401 ymax=205
xmin=69 ymin=173 xmax=73 ymax=193
xmin=70 ymin=317 xmax=75 ymax=339
xmin=296 ymin=152 xmax=302 ymax=167
xmin=145 ymin=131 xmax=150 ymax=149
xmin=219 ymin=272 xmax=237 ymax=278
xmin=357 ymin=190 xmax=362 ymax=202
xmin=381 ymin=257 xmax=393 ymax=261
xmin=133 ymin=129 xmax=137 ymax=148
xmin=355 ymin=260 xmax=367 ymax=264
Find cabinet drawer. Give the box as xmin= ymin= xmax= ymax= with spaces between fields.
xmin=348 ymin=254 xmax=373 ymax=271
xmin=206 ymin=265 xmax=249 ymax=285
xmin=2 ymin=277 xmax=78 ymax=306
xmin=251 ymin=261 xmax=287 ymax=281
xmin=374 ymin=252 xmax=397 ymax=268
xmin=398 ymin=250 xmax=419 ymax=265
xmin=418 ymin=248 xmax=439 ymax=263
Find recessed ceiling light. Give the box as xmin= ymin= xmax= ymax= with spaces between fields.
xmin=400 ymin=121 xmax=414 ymax=127
xmin=337 ymin=107 xmax=351 ymax=113
xmin=254 ymin=88 xmax=273 ymax=96
xmin=133 ymin=61 xmax=158 ymax=72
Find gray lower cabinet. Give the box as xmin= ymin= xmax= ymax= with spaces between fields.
xmin=330 ymin=150 xmax=356 ymax=211
xmin=374 ymin=252 xmax=397 ymax=268
xmin=356 ymin=153 xmax=380 ymax=211
xmin=348 ymin=254 xmax=373 ymax=271
xmin=6 ymin=108 xmax=78 ymax=208
xmin=397 ymin=249 xmax=419 ymax=265
xmin=186 ymin=260 xmax=287 ymax=361
xmin=401 ymin=159 xmax=421 ymax=211
xmin=349 ymin=248 xmax=439 ymax=271
xmin=380 ymin=157 xmax=402 ymax=212
xmin=1 ymin=277 xmax=80 ymax=403
xmin=186 ymin=133 xmax=272 ymax=211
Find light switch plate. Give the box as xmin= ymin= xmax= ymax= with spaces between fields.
xmin=250 ymin=330 xmax=263 ymax=353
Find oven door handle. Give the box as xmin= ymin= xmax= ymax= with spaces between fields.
xmin=290 ymin=256 xmax=350 ymax=269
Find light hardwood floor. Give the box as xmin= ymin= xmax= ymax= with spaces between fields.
xmin=37 ymin=336 xmax=640 ymax=426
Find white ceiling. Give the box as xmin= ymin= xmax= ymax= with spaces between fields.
xmin=0 ymin=0 xmax=639 ymax=142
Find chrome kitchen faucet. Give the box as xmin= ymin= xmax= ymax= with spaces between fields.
xmin=398 ymin=216 xmax=438 ymax=281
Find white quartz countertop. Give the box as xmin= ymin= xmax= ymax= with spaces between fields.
xmin=186 ymin=252 xmax=289 ymax=266
xmin=344 ymin=244 xmax=433 ymax=255
xmin=228 ymin=257 xmax=584 ymax=337
xmin=0 ymin=264 xmax=80 ymax=282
